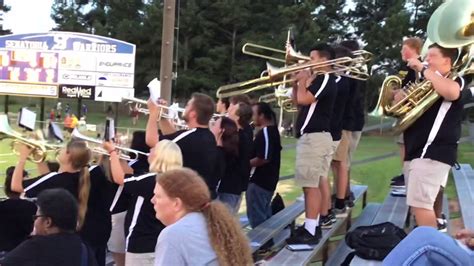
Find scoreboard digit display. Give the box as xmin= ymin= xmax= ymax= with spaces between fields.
xmin=0 ymin=32 xmax=136 ymax=100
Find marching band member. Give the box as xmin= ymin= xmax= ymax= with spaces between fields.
xmin=340 ymin=40 xmax=367 ymax=208
xmin=146 ymin=93 xmax=218 ymax=198
xmin=106 ymin=131 xmax=150 ymax=266
xmin=320 ymin=46 xmax=353 ymax=229
xmin=212 ymin=117 xmax=242 ymax=213
xmin=286 ymin=44 xmax=337 ymax=245
xmin=152 ymin=168 xmax=253 ymax=266
xmin=1 ymin=189 xmax=98 ymax=266
xmin=398 ymin=43 xmax=474 ymax=228
xmin=104 ymin=139 xmax=183 ymax=266
xmin=246 ymin=102 xmax=281 ymax=229
xmin=227 ymin=102 xmax=254 ymax=202
xmin=11 ymin=140 xmax=91 ymax=231
xmin=391 ymin=37 xmax=423 ymax=191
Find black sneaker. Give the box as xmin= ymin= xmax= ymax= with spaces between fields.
xmin=345 ymin=191 xmax=355 ymax=208
xmin=328 ymin=209 xmax=337 ymax=223
xmin=390 ymin=174 xmax=405 ymax=188
xmin=391 ymin=173 xmax=404 ymax=183
xmin=286 ymin=226 xmax=322 ymax=245
xmin=320 ymin=215 xmax=333 ymax=229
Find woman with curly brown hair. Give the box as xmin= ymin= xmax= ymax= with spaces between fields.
xmin=151 ymin=168 xmax=253 ymax=266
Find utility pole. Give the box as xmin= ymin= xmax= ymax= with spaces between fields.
xmin=159 ymin=0 xmax=176 ymax=102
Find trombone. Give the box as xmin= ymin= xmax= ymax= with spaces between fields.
xmin=71 ymin=129 xmax=149 ymax=161
xmin=216 ymin=54 xmax=371 ymax=98
xmin=242 ymin=42 xmax=373 ymax=65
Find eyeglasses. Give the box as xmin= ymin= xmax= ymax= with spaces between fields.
xmin=32 ymin=215 xmax=47 ymax=221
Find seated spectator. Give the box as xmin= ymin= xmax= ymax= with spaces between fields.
xmin=1 ymin=188 xmax=98 ymax=266
xmin=383 ymin=226 xmax=474 ymax=265
xmin=0 ymin=167 xmax=37 ymax=255
xmin=152 ymin=168 xmax=252 ymax=266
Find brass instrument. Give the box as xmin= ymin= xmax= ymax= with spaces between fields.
xmin=123 ymin=96 xmax=185 ymax=120
xmin=370 ymin=0 xmax=474 ymax=134
xmin=216 ymin=53 xmax=372 ymax=98
xmin=71 ymin=129 xmax=149 ymax=161
xmin=242 ymin=42 xmax=373 ymax=66
xmin=0 ymin=114 xmax=61 ymax=163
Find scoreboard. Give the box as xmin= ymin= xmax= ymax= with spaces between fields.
xmin=0 ymin=32 xmax=136 ymax=101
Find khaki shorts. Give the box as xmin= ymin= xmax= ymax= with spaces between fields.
xmin=107 ymin=211 xmax=127 ymax=253
xmin=295 ymin=132 xmax=333 ymax=188
xmin=406 ymin=158 xmax=450 ymax=210
xmin=348 ymin=131 xmax=362 ymax=167
xmin=333 ymin=130 xmax=351 ymax=163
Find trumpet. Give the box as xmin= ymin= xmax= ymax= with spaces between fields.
xmin=123 ymin=96 xmax=185 ymax=120
xmin=71 ymin=129 xmax=149 ymax=161
xmin=0 ymin=114 xmax=62 ymax=163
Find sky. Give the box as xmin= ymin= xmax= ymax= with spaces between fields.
xmin=3 ymin=0 xmax=56 ymax=34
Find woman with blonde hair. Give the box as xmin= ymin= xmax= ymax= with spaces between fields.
xmin=104 ymin=139 xmax=182 ymax=266
xmin=152 ymin=168 xmax=253 ymax=266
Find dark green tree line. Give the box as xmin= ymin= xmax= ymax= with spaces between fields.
xmin=50 ymin=0 xmax=443 ymax=107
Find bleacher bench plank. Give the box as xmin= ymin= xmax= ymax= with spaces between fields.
xmin=349 ymin=194 xmax=409 ymax=266
xmin=266 ymin=185 xmax=368 ymax=265
xmin=248 ymin=199 xmax=304 ymax=253
xmin=325 ymin=203 xmax=381 ymax=266
xmin=452 ymin=164 xmax=474 ymax=230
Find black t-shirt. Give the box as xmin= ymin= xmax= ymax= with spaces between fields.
xmin=404 ymin=76 xmax=474 ymax=165
xmin=239 ymin=126 xmax=254 ymax=192
xmin=109 ymin=159 xmax=148 ymax=214
xmin=342 ymin=78 xmax=366 ymax=131
xmin=250 ymin=126 xmax=282 ymax=192
xmin=160 ymin=128 xmax=217 ymax=193
xmin=23 ymin=172 xmax=79 ymax=199
xmin=296 ymin=73 xmax=337 ymax=137
xmin=0 ymin=198 xmax=37 ymax=252
xmin=216 ymin=148 xmax=241 ymax=195
xmin=122 ymin=173 xmax=165 ymax=254
xmin=1 ymin=233 xmax=98 ymax=266
xmin=79 ymin=165 xmax=113 ymax=247
xmin=330 ymin=76 xmax=351 ymax=141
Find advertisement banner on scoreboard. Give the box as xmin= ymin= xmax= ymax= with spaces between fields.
xmin=0 ymin=32 xmax=136 ymax=100
xmin=58 ymin=84 xmax=95 ymax=100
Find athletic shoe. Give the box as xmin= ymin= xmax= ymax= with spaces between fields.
xmin=390 ymin=174 xmax=405 ymax=188
xmin=286 ymin=225 xmax=322 ymax=245
xmin=320 ymin=215 xmax=334 ymax=229
xmin=391 ymin=173 xmax=404 ymax=183
xmin=437 ymin=213 xmax=448 ymax=232
xmin=345 ymin=191 xmax=355 ymax=208
xmin=328 ymin=209 xmax=337 ymax=223
xmin=334 ymin=206 xmax=348 ymax=218
xmin=390 ymin=188 xmax=407 ymax=197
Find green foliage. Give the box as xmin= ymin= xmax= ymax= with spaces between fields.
xmin=50 ymin=0 xmax=443 ymax=106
